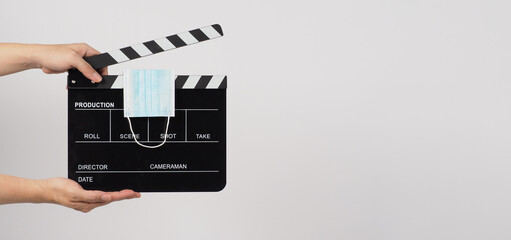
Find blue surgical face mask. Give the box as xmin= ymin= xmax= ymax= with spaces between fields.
xmin=123 ymin=69 xmax=174 ymax=149
xmin=123 ymin=69 xmax=175 ymax=118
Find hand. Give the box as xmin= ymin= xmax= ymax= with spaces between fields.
xmin=0 ymin=43 xmax=106 ymax=79
xmin=31 ymin=43 xmax=108 ymax=82
xmin=43 ymin=177 xmax=140 ymax=213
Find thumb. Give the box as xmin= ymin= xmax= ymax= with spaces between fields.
xmin=72 ymin=57 xmax=102 ymax=83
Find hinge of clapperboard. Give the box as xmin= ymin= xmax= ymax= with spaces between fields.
xmin=67 ymin=24 xmax=226 ymax=89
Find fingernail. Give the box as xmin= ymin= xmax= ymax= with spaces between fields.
xmin=93 ymin=72 xmax=102 ymax=82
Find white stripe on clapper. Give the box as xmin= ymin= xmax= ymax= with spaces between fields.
xmin=154 ymin=37 xmax=176 ymax=51
xmin=131 ymin=43 xmax=152 ymax=57
xmin=109 ymin=49 xmax=130 ymax=63
xmin=200 ymin=26 xmax=222 ymax=39
xmin=177 ymin=32 xmax=199 ymax=45
xmin=182 ymin=75 xmax=201 ymax=89
xmin=111 ymin=76 xmax=123 ymax=89
xmin=206 ymin=75 xmax=225 ymax=89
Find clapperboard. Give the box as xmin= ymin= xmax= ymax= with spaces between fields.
xmin=67 ymin=24 xmax=226 ymax=192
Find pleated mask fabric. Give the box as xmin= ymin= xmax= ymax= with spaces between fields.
xmin=123 ymin=69 xmax=175 ymax=118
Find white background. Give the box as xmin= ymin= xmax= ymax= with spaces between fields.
xmin=1 ymin=0 xmax=511 ymax=239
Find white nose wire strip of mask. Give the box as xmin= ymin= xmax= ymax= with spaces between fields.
xmin=127 ymin=116 xmax=170 ymax=148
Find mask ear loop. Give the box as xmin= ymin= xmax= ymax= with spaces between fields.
xmin=127 ymin=116 xmax=170 ymax=148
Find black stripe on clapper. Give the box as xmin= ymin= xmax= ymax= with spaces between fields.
xmin=189 ymin=29 xmax=209 ymax=42
xmin=212 ymin=24 xmax=224 ymax=36
xmin=195 ymin=76 xmax=213 ymax=89
xmin=86 ymin=53 xmax=118 ymax=70
xmin=166 ymin=35 xmax=187 ymax=48
xmin=120 ymin=47 xmax=141 ymax=60
xmin=143 ymin=40 xmax=164 ymax=54
xmin=96 ymin=75 xmax=119 ymax=88
xmin=218 ymin=76 xmax=227 ymax=89
xmin=175 ymin=75 xmax=189 ymax=89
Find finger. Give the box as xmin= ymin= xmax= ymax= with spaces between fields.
xmin=75 ymin=189 xmax=109 ymax=203
xmin=98 ymin=67 xmax=108 ymax=75
xmin=74 ymin=44 xmax=107 ymax=76
xmin=76 ymin=191 xmax=139 ymax=212
xmin=109 ymin=189 xmax=137 ymax=201
xmin=77 ymin=190 xmax=138 ymax=212
xmin=108 ymin=189 xmax=140 ymax=202
xmin=73 ymin=57 xmax=102 ymax=82
xmin=78 ymin=43 xmax=101 ymax=57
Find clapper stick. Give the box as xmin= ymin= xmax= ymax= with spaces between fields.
xmin=84 ymin=24 xmax=223 ymax=70
xmin=68 ymin=24 xmax=225 ymax=89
